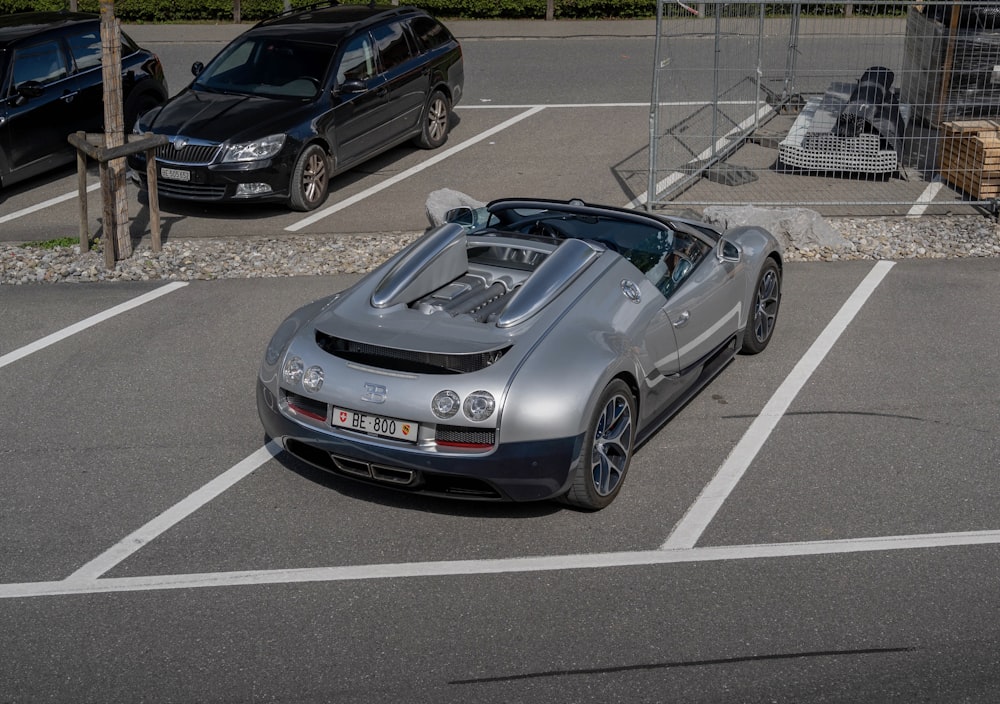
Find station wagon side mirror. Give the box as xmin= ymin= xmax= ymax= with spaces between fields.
xmin=718 ymin=238 xmax=741 ymax=262
xmin=191 ymin=61 xmax=204 ymax=77
xmin=338 ymin=79 xmax=367 ymax=94
xmin=15 ymin=80 xmax=44 ymax=104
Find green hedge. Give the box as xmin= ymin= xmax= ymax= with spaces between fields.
xmin=0 ymin=0 xmax=660 ymax=21
xmin=0 ymin=1 xmax=905 ymax=21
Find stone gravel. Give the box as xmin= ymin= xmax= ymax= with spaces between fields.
xmin=2 ymin=215 xmax=999 ymax=285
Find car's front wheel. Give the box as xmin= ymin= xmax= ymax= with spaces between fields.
xmin=562 ymin=379 xmax=635 ymax=511
xmin=288 ymin=144 xmax=330 ymax=212
xmin=741 ymin=258 xmax=781 ymax=354
xmin=415 ymin=90 xmax=451 ymax=149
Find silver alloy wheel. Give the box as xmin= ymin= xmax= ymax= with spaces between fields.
xmin=752 ymin=266 xmax=779 ymax=344
xmin=301 ymin=150 xmax=328 ymax=206
xmin=590 ymin=391 xmax=633 ymax=496
xmin=426 ymin=96 xmax=448 ymax=144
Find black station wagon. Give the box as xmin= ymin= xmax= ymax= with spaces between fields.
xmin=129 ymin=2 xmax=464 ymax=211
xmin=0 ymin=11 xmax=168 ymax=189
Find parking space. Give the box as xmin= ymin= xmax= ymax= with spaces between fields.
xmin=0 ymin=105 xmax=653 ymax=245
xmin=2 ymin=257 xmax=998 ymax=596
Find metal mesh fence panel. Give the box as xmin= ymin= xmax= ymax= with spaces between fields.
xmin=645 ymin=1 xmax=1000 ymax=216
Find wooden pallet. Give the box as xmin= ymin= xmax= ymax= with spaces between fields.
xmin=939 ymin=120 xmax=1000 ymax=199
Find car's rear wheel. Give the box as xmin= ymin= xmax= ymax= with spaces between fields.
xmin=415 ymin=90 xmax=450 ymax=149
xmin=562 ymin=379 xmax=635 ymax=511
xmin=741 ymin=258 xmax=781 ymax=354
xmin=288 ymin=144 xmax=329 ymax=212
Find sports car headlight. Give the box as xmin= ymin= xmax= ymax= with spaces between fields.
xmin=431 ymin=390 xmax=460 ymax=419
xmin=282 ymin=356 xmax=304 ymax=385
xmin=463 ymin=391 xmax=495 ymax=421
xmin=302 ymin=366 xmax=324 ymax=393
xmin=221 ymin=134 xmax=286 ymax=163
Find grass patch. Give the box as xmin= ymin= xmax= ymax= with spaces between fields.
xmin=20 ymin=237 xmax=99 ymax=250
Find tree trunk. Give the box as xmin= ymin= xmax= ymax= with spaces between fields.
xmin=100 ymin=1 xmax=130 ymax=265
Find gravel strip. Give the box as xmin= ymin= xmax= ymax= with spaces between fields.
xmin=2 ymin=216 xmax=999 ymax=285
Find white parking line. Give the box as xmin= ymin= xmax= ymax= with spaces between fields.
xmin=0 ymin=282 xmax=188 ymax=370
xmin=67 ymin=441 xmax=281 ymax=581
xmin=285 ymin=106 xmax=546 ymax=232
xmin=908 ymin=180 xmax=945 ymax=217
xmin=662 ymin=261 xmax=896 ymax=549
xmin=3 ymin=528 xmax=998 ymax=599
xmin=0 ymin=182 xmax=100 ymax=224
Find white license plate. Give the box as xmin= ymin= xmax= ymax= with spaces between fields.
xmin=161 ymin=167 xmax=191 ymax=182
xmin=332 ymin=407 xmax=418 ymax=442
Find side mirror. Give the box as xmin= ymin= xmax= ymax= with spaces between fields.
xmin=191 ymin=61 xmax=204 ymax=77
xmin=338 ymin=79 xmax=367 ymax=95
xmin=718 ymin=238 xmax=741 ymax=262
xmin=444 ymin=206 xmax=476 ymax=227
xmin=16 ymin=80 xmax=44 ymax=102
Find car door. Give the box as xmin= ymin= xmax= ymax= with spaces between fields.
xmin=370 ymin=20 xmax=426 ymax=142
xmin=658 ymin=230 xmax=745 ymax=374
xmin=330 ymin=31 xmax=388 ymax=167
xmin=63 ymin=26 xmax=107 ymax=135
xmin=2 ymin=38 xmax=79 ymax=176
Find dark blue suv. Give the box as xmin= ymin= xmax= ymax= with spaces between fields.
xmin=129 ymin=3 xmax=464 ymax=211
xmin=0 ymin=11 xmax=168 ymax=189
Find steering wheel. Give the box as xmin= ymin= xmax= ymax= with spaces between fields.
xmin=529 ymin=220 xmax=568 ymax=240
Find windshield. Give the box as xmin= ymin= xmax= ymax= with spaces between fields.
xmin=482 ymin=205 xmax=713 ymax=297
xmin=194 ymin=37 xmax=335 ymax=99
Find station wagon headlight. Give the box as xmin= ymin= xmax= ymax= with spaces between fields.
xmin=431 ymin=390 xmax=460 ymax=419
xmin=282 ymin=356 xmax=304 ymax=385
xmin=463 ymin=391 xmax=495 ymax=421
xmin=302 ymin=365 xmax=324 ymax=393
xmin=221 ymin=134 xmax=286 ymax=163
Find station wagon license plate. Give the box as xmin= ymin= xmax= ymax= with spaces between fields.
xmin=332 ymin=407 xmax=418 ymax=442
xmin=161 ymin=167 xmax=191 ymax=182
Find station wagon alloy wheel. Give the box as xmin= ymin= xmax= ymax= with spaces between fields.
xmin=418 ymin=90 xmax=451 ymax=149
xmin=289 ymin=144 xmax=330 ymax=211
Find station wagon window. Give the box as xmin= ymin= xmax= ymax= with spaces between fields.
xmin=410 ymin=16 xmax=451 ymax=51
xmin=371 ymin=21 xmax=414 ymax=72
xmin=66 ymin=30 xmax=102 ymax=71
xmin=338 ymin=33 xmax=375 ymax=83
xmin=11 ymin=41 xmax=68 ymax=90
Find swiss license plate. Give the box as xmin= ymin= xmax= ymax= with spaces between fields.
xmin=161 ymin=167 xmax=191 ymax=182
xmin=332 ymin=407 xmax=418 ymax=442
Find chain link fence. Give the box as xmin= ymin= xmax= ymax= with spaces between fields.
xmin=644 ymin=1 xmax=1000 ymax=216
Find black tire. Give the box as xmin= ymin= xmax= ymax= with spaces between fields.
xmin=741 ymin=258 xmax=781 ymax=355
xmin=562 ymin=379 xmax=636 ymax=511
xmin=415 ymin=90 xmax=450 ymax=149
xmin=123 ymin=91 xmax=163 ymax=133
xmin=287 ymin=144 xmax=330 ymax=212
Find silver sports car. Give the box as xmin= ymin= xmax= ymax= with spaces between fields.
xmin=257 ymin=198 xmax=782 ymax=510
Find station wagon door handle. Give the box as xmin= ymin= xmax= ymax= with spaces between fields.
xmin=61 ymin=90 xmax=78 ymax=103
xmin=672 ymin=311 xmax=690 ymax=328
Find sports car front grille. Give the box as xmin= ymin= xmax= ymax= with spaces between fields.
xmin=315 ymin=332 xmax=509 ymax=374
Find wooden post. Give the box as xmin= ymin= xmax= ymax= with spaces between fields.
xmin=99 ymin=1 xmax=130 ymax=267
xmin=145 ymin=140 xmax=162 ymax=252
xmin=546 ymin=0 xmax=554 ymax=21
xmin=76 ymin=133 xmax=89 ymax=253
xmin=234 ymin=0 xmax=241 ymax=24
